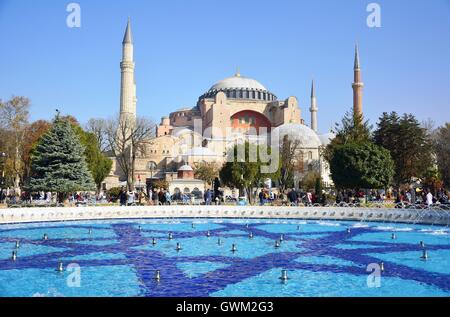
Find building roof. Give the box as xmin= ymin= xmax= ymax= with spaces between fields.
xmin=178 ymin=164 xmax=194 ymax=172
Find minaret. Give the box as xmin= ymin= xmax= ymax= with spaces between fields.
xmin=310 ymin=80 xmax=318 ymax=132
xmin=352 ymin=44 xmax=364 ymax=117
xmin=120 ymin=18 xmax=136 ymax=123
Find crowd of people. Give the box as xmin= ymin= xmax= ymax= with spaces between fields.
xmin=1 ymin=184 xmax=449 ymax=209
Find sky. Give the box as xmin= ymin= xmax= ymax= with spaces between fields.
xmin=0 ymin=0 xmax=449 ymax=133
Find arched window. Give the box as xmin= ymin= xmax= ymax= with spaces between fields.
xmin=308 ymin=151 xmax=313 ymax=160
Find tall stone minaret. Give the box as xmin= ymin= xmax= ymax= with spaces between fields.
xmin=352 ymin=44 xmax=364 ymax=117
xmin=120 ymin=18 xmax=136 ymax=123
xmin=310 ymin=80 xmax=318 ymax=132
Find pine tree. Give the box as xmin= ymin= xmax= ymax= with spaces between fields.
xmin=28 ymin=116 xmax=95 ymax=201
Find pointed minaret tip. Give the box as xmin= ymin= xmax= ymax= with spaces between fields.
xmin=311 ymin=79 xmax=316 ymax=98
xmin=123 ymin=18 xmax=133 ymax=44
xmin=354 ymin=44 xmax=360 ymax=69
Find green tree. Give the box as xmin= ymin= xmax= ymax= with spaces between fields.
xmin=435 ymin=123 xmax=450 ymax=187
xmin=72 ymin=124 xmax=112 ymax=192
xmin=315 ymin=176 xmax=323 ymax=201
xmin=324 ymin=108 xmax=372 ymax=163
xmin=219 ymin=142 xmax=278 ymax=204
xmin=374 ymin=112 xmax=433 ymax=187
xmin=330 ymin=142 xmax=394 ymax=190
xmin=28 ymin=117 xmax=95 ymax=202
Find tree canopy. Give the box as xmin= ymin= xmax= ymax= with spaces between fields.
xmin=28 ymin=117 xmax=95 ymax=200
xmin=219 ymin=142 xmax=279 ymax=203
xmin=330 ymin=142 xmax=394 ymax=190
xmin=374 ymin=112 xmax=433 ymax=187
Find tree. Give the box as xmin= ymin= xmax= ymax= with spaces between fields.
xmin=219 ymin=142 xmax=278 ymax=204
xmin=152 ymin=179 xmax=169 ymax=190
xmin=374 ymin=112 xmax=433 ymax=187
xmin=194 ymin=162 xmax=221 ymax=187
xmin=105 ymin=115 xmax=155 ymax=190
xmin=315 ymin=176 xmax=323 ymax=201
xmin=324 ymin=108 xmax=372 ymax=163
xmin=0 ymin=96 xmax=30 ymax=190
xmin=435 ymin=123 xmax=450 ymax=187
xmin=278 ymin=135 xmax=303 ymax=190
xmin=22 ymin=120 xmax=51 ymax=182
xmin=300 ymin=171 xmax=321 ymax=191
xmin=71 ymin=123 xmax=112 ymax=192
xmin=28 ymin=116 xmax=95 ymax=202
xmin=330 ymin=142 xmax=394 ymax=190
xmin=85 ymin=118 xmax=109 ymax=152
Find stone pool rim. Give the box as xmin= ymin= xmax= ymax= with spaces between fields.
xmin=0 ymin=205 xmax=449 ymax=227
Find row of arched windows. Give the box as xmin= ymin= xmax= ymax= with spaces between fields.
xmin=201 ymin=89 xmax=277 ymax=102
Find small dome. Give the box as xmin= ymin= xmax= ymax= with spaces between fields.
xmin=319 ymin=132 xmax=336 ymax=146
xmin=273 ymin=123 xmax=322 ymax=148
xmin=172 ymin=127 xmax=196 ymax=137
xmin=209 ymin=75 xmax=268 ymax=92
xmin=178 ymin=164 xmax=193 ymax=172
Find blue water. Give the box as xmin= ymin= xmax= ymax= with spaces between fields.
xmin=0 ymin=218 xmax=449 ymax=297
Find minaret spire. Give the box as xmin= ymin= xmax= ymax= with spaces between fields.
xmin=120 ymin=18 xmax=136 ymax=123
xmin=352 ymin=44 xmax=364 ymax=118
xmin=123 ymin=17 xmax=133 ymax=44
xmin=354 ymin=44 xmax=360 ymax=70
xmin=310 ymin=79 xmax=318 ymax=132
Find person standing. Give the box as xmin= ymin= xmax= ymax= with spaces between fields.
xmin=119 ymin=187 xmax=127 ymax=206
xmin=426 ymin=190 xmax=434 ymax=208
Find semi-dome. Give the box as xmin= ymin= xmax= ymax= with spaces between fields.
xmin=200 ymin=73 xmax=277 ymax=102
xmin=272 ymin=123 xmax=322 ymax=149
xmin=318 ymin=132 xmax=336 ymax=146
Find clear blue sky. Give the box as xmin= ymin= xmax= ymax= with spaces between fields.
xmin=1 ymin=0 xmax=449 ymax=133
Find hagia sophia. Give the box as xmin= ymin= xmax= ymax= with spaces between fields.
xmin=105 ymin=19 xmax=365 ymax=194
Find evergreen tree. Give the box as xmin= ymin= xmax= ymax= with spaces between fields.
xmin=28 ymin=117 xmax=95 ymax=201
xmin=323 ymin=108 xmax=372 ymax=163
xmin=374 ymin=112 xmax=433 ymax=187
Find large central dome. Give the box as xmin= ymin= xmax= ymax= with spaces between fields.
xmin=200 ymin=72 xmax=277 ymax=101
xmin=210 ymin=74 xmax=268 ymax=91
